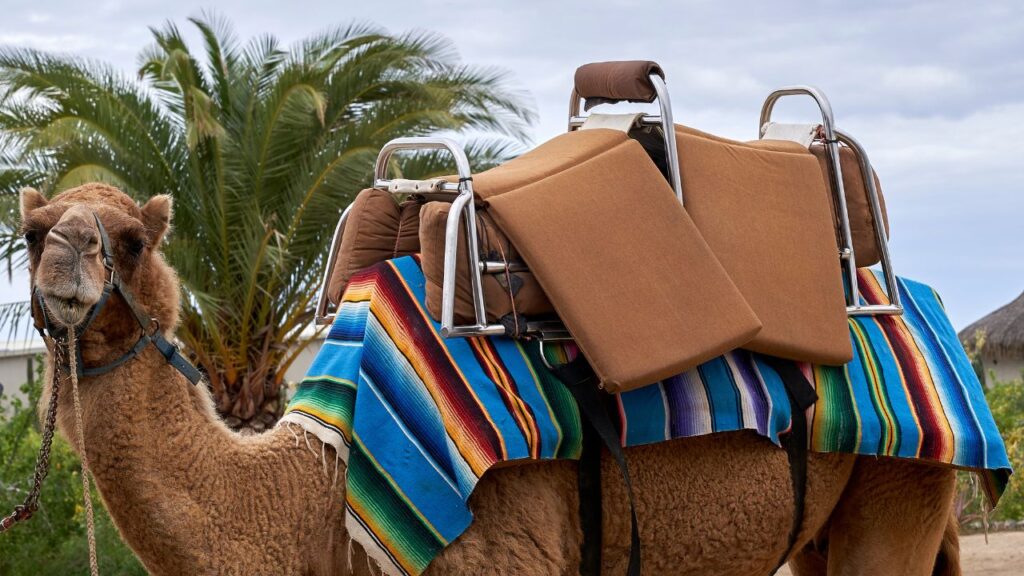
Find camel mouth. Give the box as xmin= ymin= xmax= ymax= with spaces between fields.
xmin=42 ymin=294 xmax=94 ymax=327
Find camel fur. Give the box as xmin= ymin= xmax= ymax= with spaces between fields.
xmin=21 ymin=183 xmax=960 ymax=575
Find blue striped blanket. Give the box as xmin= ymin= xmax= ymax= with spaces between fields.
xmin=280 ymin=256 xmax=1010 ymax=576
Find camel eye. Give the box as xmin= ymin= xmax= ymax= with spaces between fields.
xmin=126 ymin=237 xmax=145 ymax=258
xmin=24 ymin=230 xmax=39 ymax=246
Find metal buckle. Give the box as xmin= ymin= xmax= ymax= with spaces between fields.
xmin=759 ymin=86 xmax=902 ymax=316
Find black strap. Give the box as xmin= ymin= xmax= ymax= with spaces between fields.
xmin=545 ymin=351 xmax=640 ymax=576
xmin=577 ymin=414 xmax=603 ymax=575
xmin=762 ymin=355 xmax=817 ymax=573
xmin=152 ymin=332 xmax=204 ymax=385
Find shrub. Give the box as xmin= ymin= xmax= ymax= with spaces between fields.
xmin=0 ymin=373 xmax=146 ymax=575
xmin=956 ymin=375 xmax=1024 ymax=526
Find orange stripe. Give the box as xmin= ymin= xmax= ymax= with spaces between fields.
xmin=378 ymin=262 xmax=506 ymax=474
xmin=473 ymin=339 xmax=539 ymax=458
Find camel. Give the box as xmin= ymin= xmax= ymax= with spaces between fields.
xmin=19 ymin=182 xmax=962 ymax=576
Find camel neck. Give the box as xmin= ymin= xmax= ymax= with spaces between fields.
xmin=54 ymin=347 xmax=328 ymax=573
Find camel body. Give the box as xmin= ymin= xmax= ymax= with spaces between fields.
xmin=22 ymin=184 xmax=959 ymax=575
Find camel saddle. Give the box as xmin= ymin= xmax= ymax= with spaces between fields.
xmin=317 ymin=61 xmax=895 ymax=394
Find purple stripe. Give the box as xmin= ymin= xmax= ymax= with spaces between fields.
xmin=664 ymin=370 xmax=712 ymax=438
xmin=733 ymin=352 xmax=770 ymax=435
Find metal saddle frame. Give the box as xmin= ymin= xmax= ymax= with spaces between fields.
xmin=315 ymin=71 xmax=902 ymax=339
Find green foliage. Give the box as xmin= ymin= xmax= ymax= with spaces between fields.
xmin=986 ymin=376 xmax=1024 ymax=520
xmin=955 ymin=373 xmax=1024 ymax=525
xmin=0 ymin=13 xmax=533 ymax=421
xmin=0 ymin=370 xmax=146 ymax=575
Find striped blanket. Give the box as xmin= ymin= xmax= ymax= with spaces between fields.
xmin=281 ymin=256 xmax=1010 ymax=576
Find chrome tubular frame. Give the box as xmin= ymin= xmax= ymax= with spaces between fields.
xmin=314 ymin=203 xmax=353 ymax=326
xmin=759 ymin=86 xmax=901 ymax=316
xmin=315 ymin=137 xmax=571 ymax=338
xmin=568 ymin=74 xmax=684 ymax=203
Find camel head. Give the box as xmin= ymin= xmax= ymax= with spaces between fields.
xmin=20 ymin=183 xmax=180 ymax=344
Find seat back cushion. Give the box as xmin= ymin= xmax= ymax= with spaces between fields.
xmin=675 ymin=124 xmax=852 ymax=365
xmin=471 ymin=129 xmax=630 ymax=199
xmin=487 ymin=133 xmax=762 ymax=391
xmin=810 ymin=143 xmax=889 ymax=267
xmin=327 ymin=188 xmax=422 ymax=304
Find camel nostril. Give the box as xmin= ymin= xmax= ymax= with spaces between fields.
xmin=48 ymin=228 xmax=71 ymax=246
xmin=49 ymin=225 xmax=100 ymax=254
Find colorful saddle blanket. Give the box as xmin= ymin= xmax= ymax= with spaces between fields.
xmin=280 ymin=256 xmax=1011 ymax=576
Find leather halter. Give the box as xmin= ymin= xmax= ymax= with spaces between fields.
xmin=31 ymin=212 xmax=203 ymax=385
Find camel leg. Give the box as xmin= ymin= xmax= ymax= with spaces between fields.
xmin=824 ymin=457 xmax=956 ymax=576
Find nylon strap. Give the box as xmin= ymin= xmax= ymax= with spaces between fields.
xmin=762 ymin=355 xmax=817 ymax=573
xmin=543 ymin=349 xmax=640 ymax=576
xmin=577 ymin=414 xmax=603 ymax=575
xmin=30 ymin=213 xmax=203 ymax=386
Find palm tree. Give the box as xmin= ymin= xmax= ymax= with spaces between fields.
xmin=0 ymin=14 xmax=533 ymax=424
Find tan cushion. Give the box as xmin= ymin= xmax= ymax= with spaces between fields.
xmin=327 ymin=188 xmax=421 ymax=304
xmin=810 ymin=144 xmax=889 ymax=267
xmin=675 ymin=124 xmax=852 ymax=364
xmin=471 ymin=129 xmax=628 ymax=199
xmin=420 ymin=203 xmax=553 ymax=327
xmin=487 ymin=133 xmax=762 ymax=392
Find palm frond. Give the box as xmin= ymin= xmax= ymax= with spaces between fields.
xmin=0 ymin=15 xmax=534 ymax=420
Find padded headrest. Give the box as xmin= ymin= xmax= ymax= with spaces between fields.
xmin=574 ymin=60 xmax=665 ymax=110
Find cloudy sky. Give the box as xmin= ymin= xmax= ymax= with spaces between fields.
xmin=0 ymin=0 xmax=1021 ymax=329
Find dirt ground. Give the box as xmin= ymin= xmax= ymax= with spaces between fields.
xmin=775 ymin=531 xmax=1024 ymax=575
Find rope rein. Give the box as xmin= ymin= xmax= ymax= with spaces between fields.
xmin=67 ymin=329 xmax=100 ymax=576
xmin=5 ymin=211 xmax=201 ymax=574
xmin=0 ymin=345 xmax=63 ymax=534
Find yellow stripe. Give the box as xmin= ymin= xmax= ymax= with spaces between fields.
xmin=475 ymin=339 xmax=538 ymax=457
xmin=851 ymin=320 xmax=899 ymax=455
xmin=287 ymin=405 xmax=349 ymax=437
xmin=518 ymin=341 xmax=567 ymax=456
xmin=299 ymin=374 xmax=358 ymax=388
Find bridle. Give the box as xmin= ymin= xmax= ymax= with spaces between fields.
xmin=2 ymin=211 xmax=203 ymax=538
xmin=31 ymin=212 xmax=202 ymax=385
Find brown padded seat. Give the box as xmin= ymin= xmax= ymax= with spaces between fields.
xmin=810 ymin=144 xmax=889 ymax=266
xmin=327 ymin=188 xmax=422 ymax=304
xmin=471 ymin=129 xmax=628 ymax=199
xmin=675 ymin=124 xmax=852 ymax=364
xmin=628 ymin=126 xmax=888 ymax=267
xmin=420 ymin=202 xmax=553 ymax=325
xmin=423 ymin=130 xmax=630 ymax=325
xmin=486 ymin=130 xmax=762 ymax=391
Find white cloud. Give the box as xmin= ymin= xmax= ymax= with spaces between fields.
xmin=26 ymin=12 xmax=51 ymax=24
xmin=880 ymin=65 xmax=970 ymax=97
xmin=0 ymin=0 xmax=1020 ymax=326
xmin=0 ymin=32 xmax=97 ymax=53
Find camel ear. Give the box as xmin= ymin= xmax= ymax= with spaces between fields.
xmin=20 ymin=188 xmax=48 ymax=219
xmin=140 ymin=194 xmax=173 ymax=245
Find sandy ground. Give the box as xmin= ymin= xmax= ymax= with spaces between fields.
xmin=775 ymin=531 xmax=1024 ymax=575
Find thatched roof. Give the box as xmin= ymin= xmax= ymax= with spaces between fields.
xmin=959 ymin=291 xmax=1024 ymax=358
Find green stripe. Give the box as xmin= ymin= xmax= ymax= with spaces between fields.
xmin=523 ymin=344 xmax=583 ymax=460
xmin=347 ymin=440 xmax=445 ymax=574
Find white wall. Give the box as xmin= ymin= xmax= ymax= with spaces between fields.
xmin=0 ymin=349 xmax=41 ymax=413
xmin=284 ymin=338 xmax=323 ymax=384
xmin=981 ymin=353 xmax=1024 ymax=387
